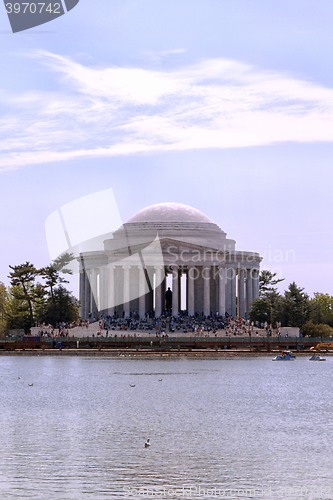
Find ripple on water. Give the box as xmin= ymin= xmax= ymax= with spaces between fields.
xmin=0 ymin=356 xmax=332 ymax=499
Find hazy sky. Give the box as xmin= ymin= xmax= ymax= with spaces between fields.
xmin=1 ymin=0 xmax=333 ymax=298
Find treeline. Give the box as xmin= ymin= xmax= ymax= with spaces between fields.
xmin=0 ymin=254 xmax=79 ymax=335
xmin=0 ymin=266 xmax=332 ymax=337
xmin=250 ymin=271 xmax=333 ymax=337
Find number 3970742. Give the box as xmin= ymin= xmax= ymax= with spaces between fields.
xmin=5 ymin=3 xmax=61 ymax=14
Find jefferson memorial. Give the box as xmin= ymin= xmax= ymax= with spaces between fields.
xmin=78 ymin=203 xmax=261 ymax=319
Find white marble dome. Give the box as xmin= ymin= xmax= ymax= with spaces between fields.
xmin=127 ymin=203 xmax=213 ymax=224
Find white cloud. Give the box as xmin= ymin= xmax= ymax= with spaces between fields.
xmin=1 ymin=52 xmax=333 ymax=170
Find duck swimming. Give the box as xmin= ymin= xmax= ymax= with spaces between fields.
xmin=145 ymin=439 xmax=151 ymax=448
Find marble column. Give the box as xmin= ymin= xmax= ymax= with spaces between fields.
xmin=218 ymin=266 xmax=226 ymax=316
xmin=138 ymin=265 xmax=146 ymax=318
xmin=231 ymin=268 xmax=237 ymax=317
xmin=79 ymin=270 xmax=85 ymax=318
xmin=98 ymin=267 xmax=105 ymax=312
xmin=252 ymin=269 xmax=260 ymax=300
xmin=108 ymin=264 xmax=115 ymax=316
xmin=246 ymin=269 xmax=253 ymax=313
xmin=123 ymin=265 xmax=130 ymax=318
xmin=187 ymin=267 xmax=195 ymax=316
xmin=91 ymin=268 xmax=98 ymax=317
xmin=225 ymin=268 xmax=232 ymax=316
xmin=84 ymin=270 xmax=90 ymax=318
xmin=238 ymin=268 xmax=245 ymax=318
xmin=154 ymin=265 xmax=163 ymax=317
xmin=146 ymin=267 xmax=154 ymax=315
xmin=203 ymin=266 xmax=211 ymax=317
xmin=161 ymin=275 xmax=166 ymax=313
xmin=172 ymin=265 xmax=179 ymax=316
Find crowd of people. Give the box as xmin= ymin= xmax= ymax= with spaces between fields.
xmin=35 ymin=319 xmax=90 ymax=337
xmin=35 ymin=314 xmax=283 ymax=338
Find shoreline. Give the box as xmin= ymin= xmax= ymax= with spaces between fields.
xmin=0 ymin=349 xmax=331 ymax=357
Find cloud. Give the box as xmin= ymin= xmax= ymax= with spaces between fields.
xmin=1 ymin=51 xmax=333 ymax=170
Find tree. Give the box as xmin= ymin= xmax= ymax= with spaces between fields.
xmin=283 ymin=282 xmax=309 ymax=327
xmin=39 ymin=253 xmax=74 ymax=303
xmin=6 ymin=286 xmax=32 ymax=333
xmin=309 ymin=293 xmax=333 ymax=327
xmin=250 ymin=297 xmax=272 ymax=324
xmin=6 ymin=255 xmax=77 ymax=332
xmin=0 ymin=282 xmax=8 ymax=336
xmin=8 ymin=262 xmax=38 ymax=327
xmin=301 ymin=320 xmax=333 ymax=338
xmin=259 ymin=270 xmax=284 ymax=296
xmin=253 ymin=271 xmax=285 ymax=326
xmin=37 ymin=286 xmax=79 ymax=325
xmin=269 ymin=292 xmax=286 ymax=326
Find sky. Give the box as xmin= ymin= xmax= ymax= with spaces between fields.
xmin=1 ymin=0 xmax=333 ymax=298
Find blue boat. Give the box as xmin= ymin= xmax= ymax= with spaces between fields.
xmin=273 ymin=350 xmax=296 ymax=361
xmin=309 ymin=355 xmax=326 ymax=361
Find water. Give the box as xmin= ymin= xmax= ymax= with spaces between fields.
xmin=0 ymin=355 xmax=332 ymax=500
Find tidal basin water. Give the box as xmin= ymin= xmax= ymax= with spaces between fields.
xmin=0 ymin=355 xmax=332 ymax=500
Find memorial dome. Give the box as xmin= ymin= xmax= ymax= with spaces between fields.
xmin=106 ymin=201 xmax=235 ymax=254
xmin=127 ymin=203 xmax=213 ymax=224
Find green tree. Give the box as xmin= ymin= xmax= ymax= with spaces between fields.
xmin=283 ymin=282 xmax=309 ymax=327
xmin=255 ymin=271 xmax=285 ymax=326
xmin=8 ymin=262 xmax=38 ymax=327
xmin=250 ymin=297 xmax=272 ymax=324
xmin=259 ymin=270 xmax=284 ymax=296
xmin=309 ymin=293 xmax=333 ymax=327
xmin=39 ymin=253 xmax=74 ymax=303
xmin=6 ymin=286 xmax=32 ymax=333
xmin=38 ymin=253 xmax=75 ymax=325
xmin=301 ymin=320 xmax=333 ymax=338
xmin=37 ymin=286 xmax=79 ymax=325
xmin=0 ymin=282 xmax=9 ymax=336
xmin=269 ymin=291 xmax=286 ymax=326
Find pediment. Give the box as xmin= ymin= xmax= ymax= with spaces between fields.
xmin=104 ymin=236 xmax=229 ymax=267
xmin=159 ymin=237 xmax=225 ymax=254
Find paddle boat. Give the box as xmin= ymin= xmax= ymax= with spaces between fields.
xmin=309 ymin=354 xmax=326 ymax=361
xmin=272 ymin=350 xmax=296 ymax=361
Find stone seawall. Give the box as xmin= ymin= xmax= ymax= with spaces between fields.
xmin=0 ymin=349 xmax=327 ymax=357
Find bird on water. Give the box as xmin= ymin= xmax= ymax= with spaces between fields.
xmin=145 ymin=439 xmax=151 ymax=448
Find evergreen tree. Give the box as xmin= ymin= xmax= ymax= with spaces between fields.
xmin=250 ymin=297 xmax=272 ymax=324
xmin=0 ymin=282 xmax=8 ymax=336
xmin=283 ymin=282 xmax=309 ymax=327
xmin=39 ymin=253 xmax=74 ymax=303
xmin=6 ymin=286 xmax=32 ymax=333
xmin=8 ymin=262 xmax=38 ymax=327
xmin=252 ymin=271 xmax=285 ymax=325
xmin=37 ymin=286 xmax=79 ymax=325
xmin=259 ymin=270 xmax=284 ymax=296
